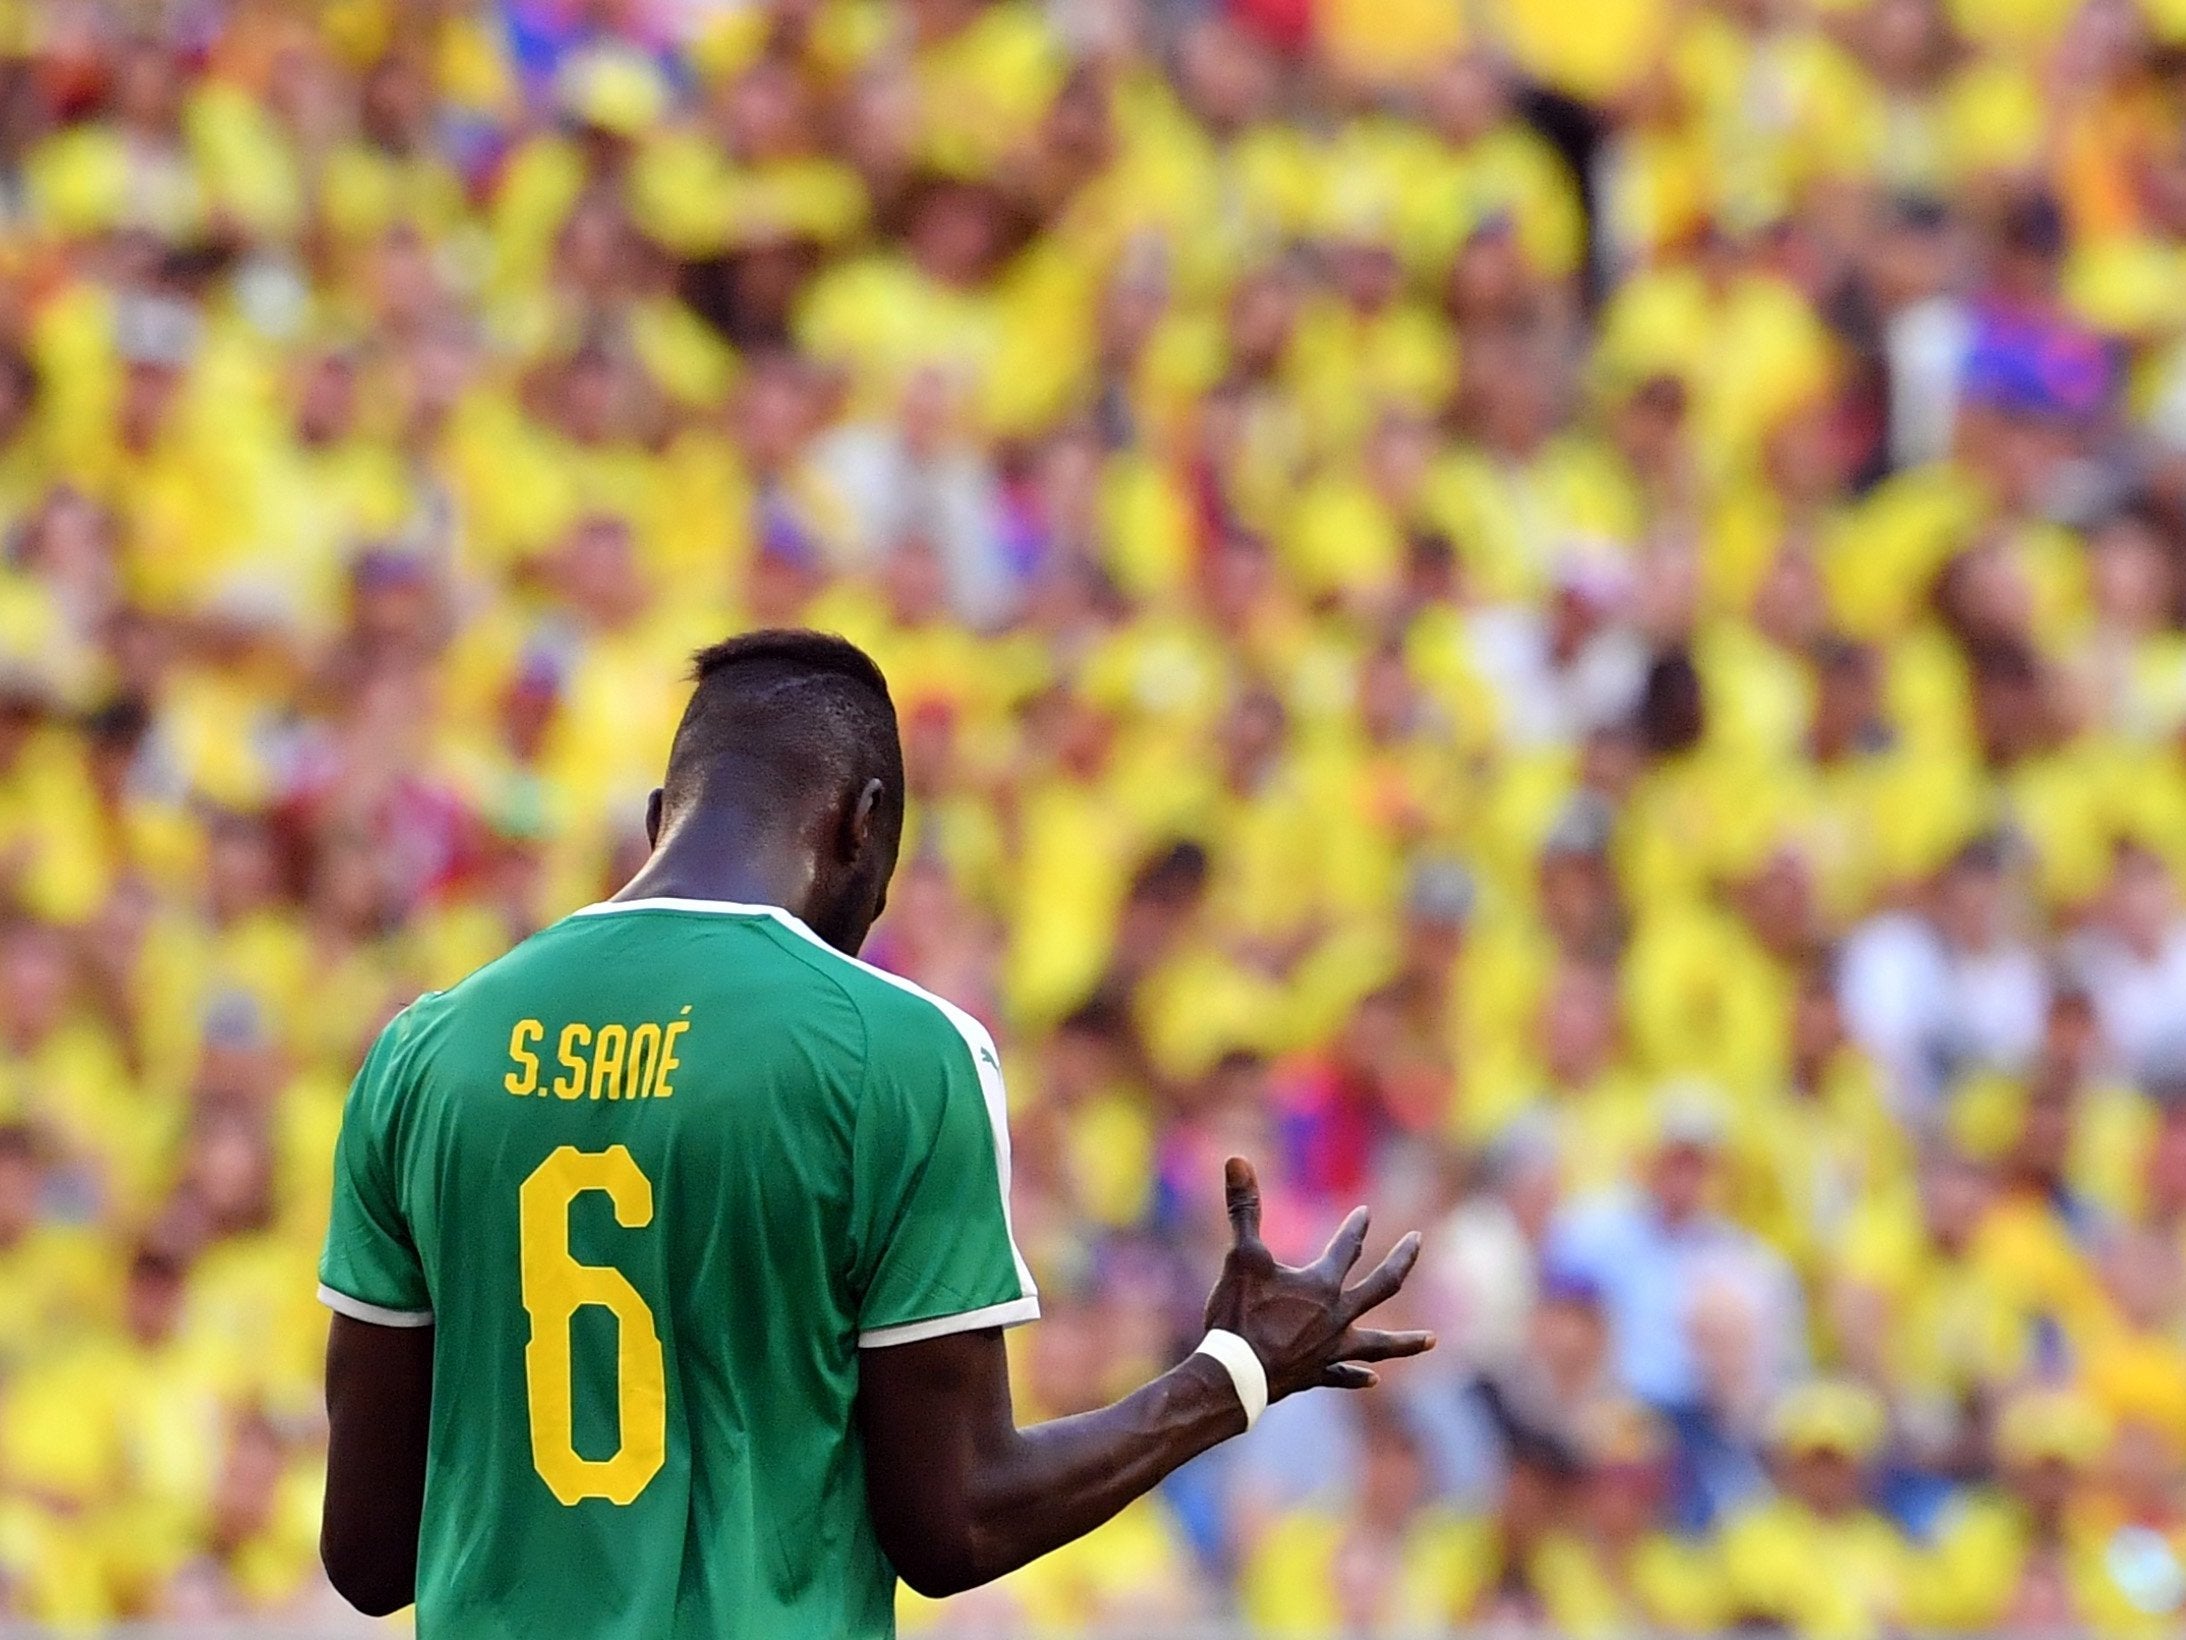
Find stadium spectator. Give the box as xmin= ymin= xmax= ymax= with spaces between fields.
xmin=1546 ymin=1093 xmax=1806 ymax=1418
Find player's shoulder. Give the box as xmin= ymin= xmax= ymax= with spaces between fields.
xmin=352 ymin=982 xmax=459 ymax=1085
xmin=355 ymin=913 xmax=597 ymax=1063
xmin=754 ymin=912 xmax=996 ymax=1077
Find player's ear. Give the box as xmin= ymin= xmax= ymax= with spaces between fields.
xmin=644 ymin=787 xmax=664 ymax=848
xmin=844 ymin=777 xmax=884 ymax=863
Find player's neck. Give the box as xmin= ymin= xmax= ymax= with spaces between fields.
xmin=610 ymin=814 xmax=822 ymax=924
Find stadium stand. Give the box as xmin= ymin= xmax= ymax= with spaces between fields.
xmin=3 ymin=0 xmax=2186 ymax=1632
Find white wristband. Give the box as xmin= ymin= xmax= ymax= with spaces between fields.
xmin=1193 ymin=1328 xmax=1268 ymax=1431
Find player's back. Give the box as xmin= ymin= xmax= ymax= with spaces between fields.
xmin=318 ymin=899 xmax=1037 ymax=1638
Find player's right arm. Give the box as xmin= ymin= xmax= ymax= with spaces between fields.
xmin=323 ymin=1311 xmax=432 ymax=1615
xmin=315 ymin=1013 xmax=436 ymax=1616
xmin=857 ymin=1157 xmax=1433 ymax=1598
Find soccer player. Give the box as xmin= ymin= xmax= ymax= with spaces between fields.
xmin=319 ymin=630 xmax=1433 ymax=1635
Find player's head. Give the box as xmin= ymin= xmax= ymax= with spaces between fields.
xmin=654 ymin=629 xmax=905 ymax=953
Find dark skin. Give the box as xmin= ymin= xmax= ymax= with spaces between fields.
xmin=323 ymin=766 xmax=1434 ymax=1612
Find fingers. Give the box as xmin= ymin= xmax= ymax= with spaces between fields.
xmin=1313 ymin=1205 xmax=1371 ymax=1281
xmin=1339 ymin=1327 xmax=1437 ymax=1364
xmin=1320 ymin=1362 xmax=1378 ymax=1391
xmin=1223 ymin=1156 xmax=1263 ymax=1249
xmin=1340 ymin=1230 xmax=1423 ymax=1320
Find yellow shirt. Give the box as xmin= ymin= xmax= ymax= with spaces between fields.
xmin=1831 ymin=1196 xmax=2029 ymax=1402
xmin=1170 ymin=767 xmax=1340 ymax=947
xmin=183 ymin=1228 xmax=327 ymax=1414
xmin=1133 ymin=937 xmax=1295 ymax=1081
xmin=250 ymin=425 xmax=417 ymax=637
xmin=1620 ymin=902 xmax=1795 ymax=1094
xmin=1462 ymin=1058 xmax=1657 ymax=1199
xmin=1279 ymin=470 xmax=1415 ymax=607
xmin=0 ymin=1224 xmax=115 ymax=1372
xmin=1719 ymin=1500 xmax=1913 ymax=1640
xmin=630 ymin=139 xmax=868 ymax=257
xmin=1732 ymin=1051 xmax=1908 ymax=1277
xmin=25 ymin=87 xmax=295 ymax=243
xmin=907 ymin=0 xmax=1063 ymax=178
xmin=0 ymin=1493 xmax=113 ymax=1625
xmin=796 ymin=254 xmax=1007 ymax=422
xmin=1927 ymin=1493 xmax=2178 ymax=1637
xmin=1286 ymin=295 xmax=1458 ymax=460
xmin=1318 ymin=0 xmax=1468 ymax=90
xmin=432 ymin=381 xmax=588 ymax=575
xmin=0 ymin=729 xmax=105 ymax=924
xmin=318 ymin=138 xmax=470 ymax=250
xmin=1491 ymin=0 xmax=1674 ymax=102
xmin=541 ymin=605 xmax=728 ymax=839
xmin=1693 ymin=618 xmax=1815 ymax=768
xmin=901 ymin=1495 xmax=1195 ymax=1630
xmin=1531 ymin=1529 xmax=1728 ymax=1637
xmin=1240 ymin=1507 xmax=1493 ymax=1637
xmin=1002 ymin=775 xmax=1148 ymax=1029
xmin=0 ymin=1016 xmax=165 ymax=1213
xmin=1671 ymin=15 xmax=1868 ymax=230
xmin=1348 ymin=116 xmax=1583 ymax=281
xmin=1595 ymin=265 xmax=1835 ymax=479
xmin=1056 ymin=1088 xmax=1157 ymax=1231
xmin=1429 ymin=433 xmax=1641 ymax=606
xmin=1618 ymin=745 xmax=1776 ymax=917
xmin=1126 ymin=111 xmax=1324 ymax=301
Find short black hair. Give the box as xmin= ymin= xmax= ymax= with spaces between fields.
xmin=1636 ymin=647 xmax=1705 ymax=757
xmin=1127 ymin=839 xmax=1210 ymax=906
xmin=664 ymin=629 xmax=903 ymax=829
xmin=82 ymin=695 xmax=151 ymax=748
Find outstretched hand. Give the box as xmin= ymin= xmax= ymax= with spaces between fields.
xmin=1202 ymin=1157 xmax=1436 ymax=1400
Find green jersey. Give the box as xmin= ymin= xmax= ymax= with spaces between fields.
xmin=318 ymin=898 xmax=1038 ymax=1638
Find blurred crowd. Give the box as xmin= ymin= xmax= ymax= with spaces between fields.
xmin=4 ymin=0 xmax=2186 ymax=1633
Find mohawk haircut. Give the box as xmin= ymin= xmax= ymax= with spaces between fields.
xmin=662 ymin=630 xmax=904 ymax=829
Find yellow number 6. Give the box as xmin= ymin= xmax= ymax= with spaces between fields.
xmin=519 ymin=1145 xmax=666 ymax=1505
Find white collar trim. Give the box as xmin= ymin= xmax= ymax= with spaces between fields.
xmin=572 ymin=896 xmax=804 ymax=926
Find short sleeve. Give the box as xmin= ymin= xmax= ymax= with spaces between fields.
xmin=851 ymin=1000 xmax=1037 ymax=1348
xmin=318 ymin=1021 xmax=433 ymax=1327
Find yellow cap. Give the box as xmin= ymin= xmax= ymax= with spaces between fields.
xmin=1946 ymin=1071 xmax=2028 ymax=1163
xmin=557 ymin=46 xmax=668 ymax=136
xmin=1771 ymin=1379 xmax=1887 ymax=1459
xmin=690 ymin=9 xmax=772 ymax=86
xmin=1997 ymin=1388 xmax=2111 ymax=1469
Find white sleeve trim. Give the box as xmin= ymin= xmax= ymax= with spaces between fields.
xmin=858 ymin=1294 xmax=1041 ymax=1349
xmin=319 ymin=1283 xmax=434 ymax=1328
xmin=950 ymin=1014 xmax=1039 ymax=1304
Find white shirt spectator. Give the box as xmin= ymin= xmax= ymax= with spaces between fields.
xmin=809 ymin=368 xmax=1014 ymax=628
xmin=1464 ymin=555 xmax=1648 ymax=748
xmin=1839 ymin=885 xmax=2050 ymax=1117
xmin=1546 ymin=1185 xmax=1806 ymax=1412
xmin=2070 ymin=848 xmax=2186 ymax=1090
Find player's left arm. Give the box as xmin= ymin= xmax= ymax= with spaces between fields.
xmin=849 ymin=1007 xmax=1431 ymax=1595
xmin=858 ymin=1158 xmax=1430 ymax=1597
xmin=322 ymin=1314 xmax=433 ymax=1615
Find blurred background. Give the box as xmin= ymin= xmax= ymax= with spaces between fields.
xmin=1 ymin=0 xmax=2185 ymax=1634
